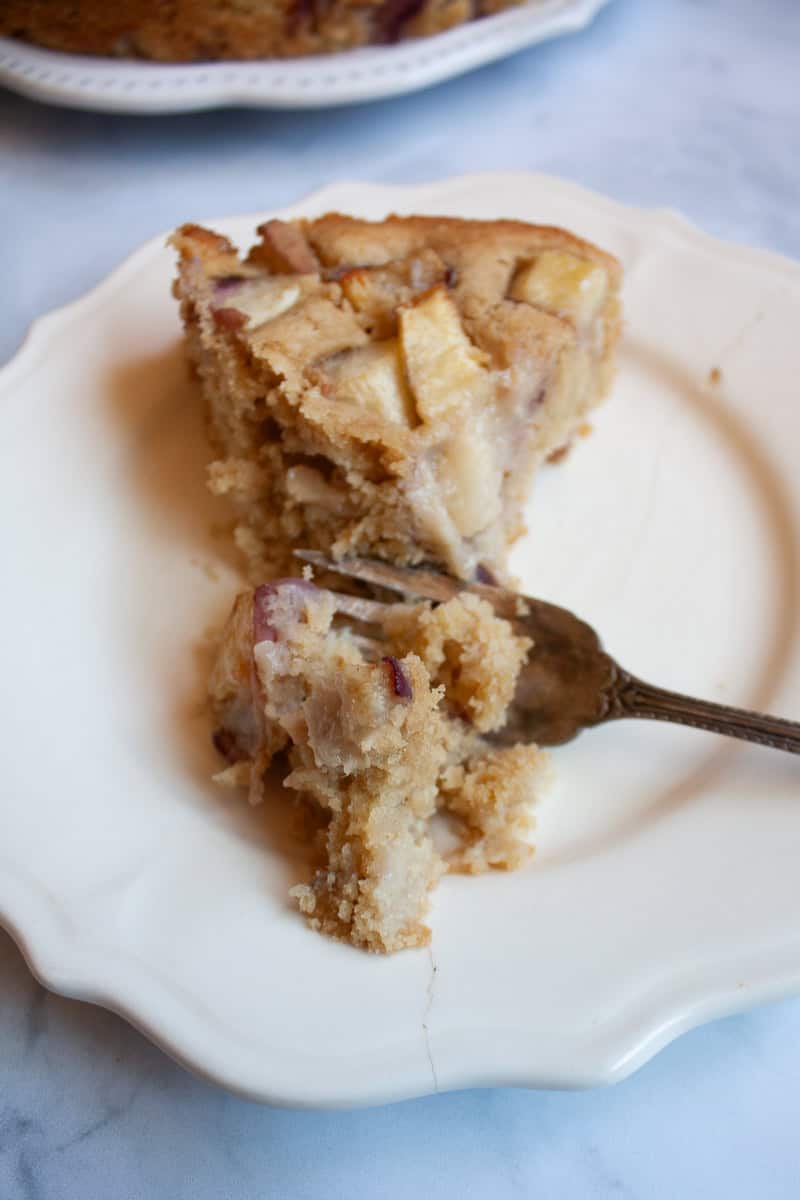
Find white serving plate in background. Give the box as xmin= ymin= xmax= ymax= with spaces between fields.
xmin=1 ymin=173 xmax=799 ymax=1107
xmin=0 ymin=0 xmax=612 ymax=112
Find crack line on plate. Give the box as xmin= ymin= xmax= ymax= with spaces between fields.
xmin=422 ymin=945 xmax=439 ymax=1093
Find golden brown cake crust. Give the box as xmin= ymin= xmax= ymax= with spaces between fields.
xmin=302 ymin=213 xmax=622 ymax=289
xmin=0 ymin=0 xmax=529 ymax=61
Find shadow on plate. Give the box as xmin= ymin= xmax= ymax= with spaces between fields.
xmin=104 ymin=341 xmax=314 ymax=884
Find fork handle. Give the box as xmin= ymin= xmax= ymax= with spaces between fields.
xmin=607 ymin=670 xmax=800 ymax=754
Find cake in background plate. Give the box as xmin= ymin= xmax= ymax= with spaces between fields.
xmin=0 ymin=0 xmax=531 ymax=61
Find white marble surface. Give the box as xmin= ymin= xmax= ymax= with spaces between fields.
xmin=1 ymin=0 xmax=799 ymax=1194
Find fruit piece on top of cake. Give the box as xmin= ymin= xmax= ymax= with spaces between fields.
xmin=171 ymin=214 xmax=622 ymax=582
xmin=209 ymin=577 xmax=550 ymax=953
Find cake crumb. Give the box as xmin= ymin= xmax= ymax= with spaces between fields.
xmin=546 ymin=421 xmax=593 ymax=463
xmin=709 ymin=366 xmax=723 ymax=386
xmin=547 ymin=443 xmax=571 ymax=464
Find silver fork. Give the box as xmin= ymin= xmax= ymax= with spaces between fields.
xmin=296 ymin=550 xmax=800 ymax=754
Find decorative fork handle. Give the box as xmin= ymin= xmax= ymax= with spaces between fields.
xmin=605 ymin=668 xmax=800 ymax=755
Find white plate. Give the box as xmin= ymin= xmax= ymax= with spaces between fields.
xmin=2 ymin=172 xmax=800 ymax=1108
xmin=0 ymin=0 xmax=611 ymax=112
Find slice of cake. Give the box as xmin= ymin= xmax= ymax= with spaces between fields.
xmin=210 ymin=577 xmax=550 ymax=952
xmin=172 ymin=213 xmax=622 ymax=582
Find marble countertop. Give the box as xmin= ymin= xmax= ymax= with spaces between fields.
xmin=2 ymin=0 xmax=799 ymax=1195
